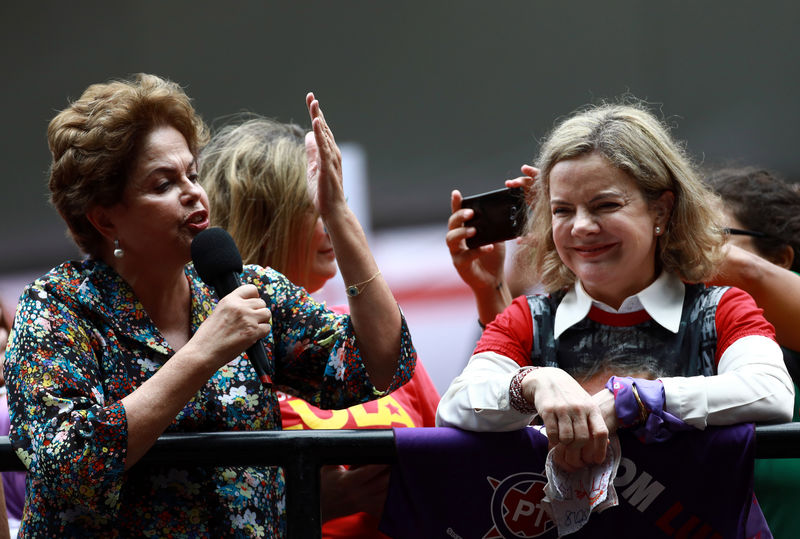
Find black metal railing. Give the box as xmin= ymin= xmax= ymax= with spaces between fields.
xmin=1 ymin=424 xmax=799 ymax=537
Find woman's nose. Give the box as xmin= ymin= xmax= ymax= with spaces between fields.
xmin=572 ymin=208 xmax=599 ymax=235
xmin=181 ymin=175 xmax=204 ymax=203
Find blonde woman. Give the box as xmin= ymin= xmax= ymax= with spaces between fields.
xmin=201 ymin=116 xmax=439 ymax=538
xmin=437 ymin=102 xmax=794 ymax=473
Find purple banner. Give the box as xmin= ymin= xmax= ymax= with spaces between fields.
xmin=380 ymin=424 xmax=768 ymax=539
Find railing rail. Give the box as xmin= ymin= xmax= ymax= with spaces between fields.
xmin=1 ymin=423 xmax=798 ymax=537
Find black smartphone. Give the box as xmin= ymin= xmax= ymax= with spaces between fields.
xmin=461 ymin=186 xmax=527 ymax=249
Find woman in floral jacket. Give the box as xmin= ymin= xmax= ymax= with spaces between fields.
xmin=4 ymin=74 xmax=415 ymax=538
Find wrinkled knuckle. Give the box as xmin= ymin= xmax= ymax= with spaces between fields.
xmin=554 ymin=404 xmax=574 ymax=418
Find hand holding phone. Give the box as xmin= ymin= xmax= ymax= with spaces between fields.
xmin=461 ymin=186 xmax=527 ymax=249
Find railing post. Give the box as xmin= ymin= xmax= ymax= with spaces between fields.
xmin=283 ymin=445 xmax=322 ymax=538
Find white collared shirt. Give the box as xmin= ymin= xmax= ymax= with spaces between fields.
xmin=554 ymin=271 xmax=685 ymax=339
xmin=436 ymin=274 xmax=794 ymax=432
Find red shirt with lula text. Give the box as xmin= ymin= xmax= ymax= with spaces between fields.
xmin=278 ymin=306 xmax=440 ymax=538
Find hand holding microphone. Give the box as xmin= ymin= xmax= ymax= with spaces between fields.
xmin=191 ymin=227 xmax=273 ymax=387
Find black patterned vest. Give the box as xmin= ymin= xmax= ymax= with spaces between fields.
xmin=527 ymin=284 xmax=729 ymax=380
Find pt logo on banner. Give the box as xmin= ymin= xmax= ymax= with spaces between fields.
xmin=483 ymin=472 xmax=556 ymax=538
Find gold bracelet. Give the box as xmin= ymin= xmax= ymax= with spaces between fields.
xmin=345 ymin=270 xmax=381 ymax=297
xmin=631 ymin=384 xmax=649 ymax=425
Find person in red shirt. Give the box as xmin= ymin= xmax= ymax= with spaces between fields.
xmin=201 ymin=115 xmax=439 ymax=538
xmin=440 ymin=102 xmax=793 ymax=475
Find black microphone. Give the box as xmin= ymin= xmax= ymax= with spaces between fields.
xmin=191 ymin=227 xmax=272 ymax=387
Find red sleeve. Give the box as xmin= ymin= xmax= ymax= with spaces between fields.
xmin=326 ymin=302 xmax=440 ymax=426
xmin=473 ymin=295 xmax=534 ymax=368
xmin=715 ymin=286 xmax=777 ymax=364
xmin=402 ymin=360 xmax=441 ymax=427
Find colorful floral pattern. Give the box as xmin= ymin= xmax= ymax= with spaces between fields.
xmin=5 ymin=259 xmax=415 ymax=537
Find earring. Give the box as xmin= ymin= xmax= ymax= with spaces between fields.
xmin=113 ymin=239 xmax=124 ymax=259
xmin=655 ymin=226 xmax=662 ymax=236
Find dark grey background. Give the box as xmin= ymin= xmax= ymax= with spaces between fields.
xmin=2 ymin=1 xmax=798 ymax=275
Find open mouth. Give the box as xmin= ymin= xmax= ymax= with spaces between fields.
xmin=185 ymin=210 xmax=209 ymax=231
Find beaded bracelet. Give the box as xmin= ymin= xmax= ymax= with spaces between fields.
xmin=509 ymin=366 xmax=539 ymax=414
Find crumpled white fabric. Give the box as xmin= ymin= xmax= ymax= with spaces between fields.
xmin=538 ymin=431 xmax=622 ymax=536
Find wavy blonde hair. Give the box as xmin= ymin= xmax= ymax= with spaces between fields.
xmin=200 ymin=117 xmax=316 ymax=276
xmin=48 ymin=73 xmax=209 ymax=257
xmin=525 ymin=102 xmax=724 ymax=292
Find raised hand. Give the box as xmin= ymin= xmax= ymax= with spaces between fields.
xmin=446 ymin=165 xmax=539 ymax=326
xmin=306 ymin=93 xmax=345 ymax=219
xmin=446 ymin=187 xmax=508 ymax=293
xmin=508 ymin=164 xmax=539 ymax=196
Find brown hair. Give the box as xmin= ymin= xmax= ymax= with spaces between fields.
xmin=706 ymin=167 xmax=800 ymax=272
xmin=48 ymin=73 xmax=209 ymax=257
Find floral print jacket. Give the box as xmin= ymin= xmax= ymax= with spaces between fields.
xmin=5 ymin=259 xmax=415 ymax=538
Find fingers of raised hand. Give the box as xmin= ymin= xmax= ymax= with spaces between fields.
xmin=446 ymin=223 xmax=485 ymax=262
xmin=520 ymin=164 xmax=540 ymax=178
xmin=507 ymin=168 xmax=539 ymax=207
xmin=306 ymin=93 xmax=327 ymax=127
xmin=447 ymin=205 xmax=473 ymax=231
xmin=446 ymin=225 xmax=468 ymax=251
xmin=450 ymin=189 xmax=464 ymax=214
xmin=310 ymin=118 xmax=342 ymax=176
xmin=305 ymin=131 xmax=320 ymax=163
xmin=307 ymin=95 xmax=336 ymax=145
xmin=505 ymin=176 xmax=529 ymax=189
xmin=305 ymin=94 xmax=325 ymax=137
xmin=446 ymin=204 xmax=479 ymax=256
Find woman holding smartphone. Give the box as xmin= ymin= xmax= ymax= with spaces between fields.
xmin=439 ymin=102 xmax=793 ymax=475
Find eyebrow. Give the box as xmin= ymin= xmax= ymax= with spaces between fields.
xmin=144 ymin=157 xmax=197 ymax=180
xmin=550 ymin=191 xmax=624 ymax=206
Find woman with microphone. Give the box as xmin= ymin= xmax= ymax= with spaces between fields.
xmin=4 ymin=74 xmax=415 ymax=537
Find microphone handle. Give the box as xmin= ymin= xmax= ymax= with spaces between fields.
xmin=213 ymin=273 xmax=273 ymax=387
xmin=246 ymin=339 xmax=273 ymax=387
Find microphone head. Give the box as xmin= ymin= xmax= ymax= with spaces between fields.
xmin=191 ymin=227 xmax=244 ymax=286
